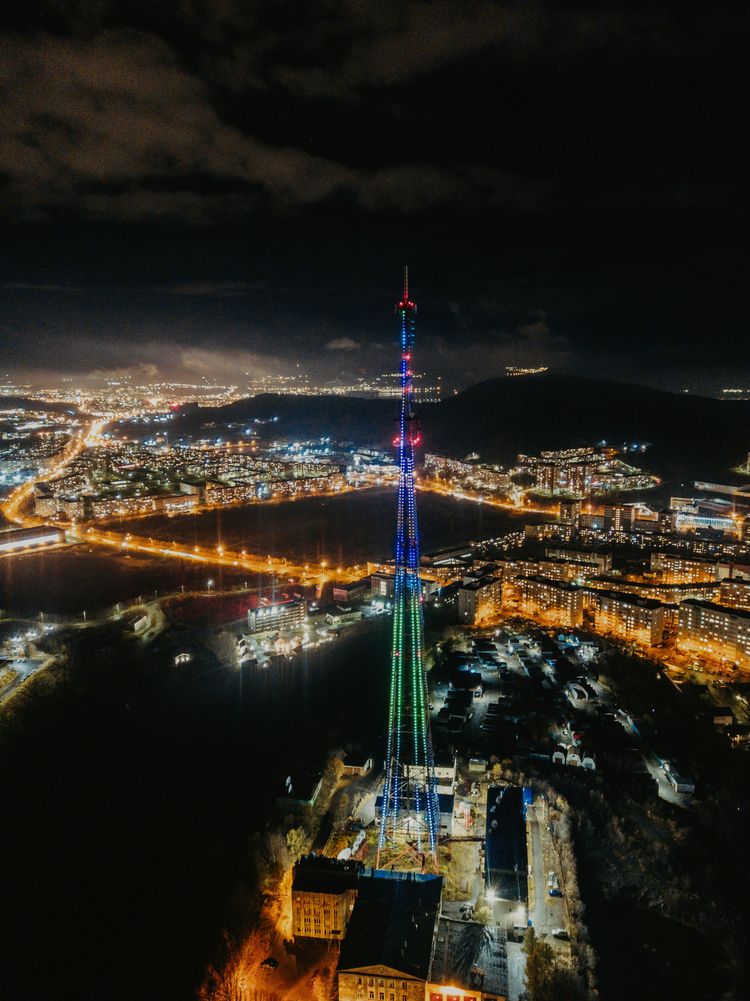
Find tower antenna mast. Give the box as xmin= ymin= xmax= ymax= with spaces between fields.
xmin=377 ymin=269 xmax=439 ymax=872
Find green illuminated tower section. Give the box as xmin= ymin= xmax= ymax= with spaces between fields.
xmin=377 ymin=268 xmax=439 ymax=872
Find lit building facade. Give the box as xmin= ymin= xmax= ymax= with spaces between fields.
xmin=0 ymin=525 xmax=65 ymax=552
xmin=247 ymin=596 xmax=306 ymax=634
xmin=719 ymin=578 xmax=750 ymax=612
xmin=544 ymin=546 xmax=613 ymax=572
xmin=650 ymin=552 xmax=718 ymax=583
xmin=677 ymin=600 xmax=750 ymax=668
xmin=457 ymin=576 xmax=503 ymax=623
xmin=517 ymin=576 xmax=584 ymax=628
xmin=594 ymin=590 xmax=666 ymax=646
xmin=291 ymin=857 xmax=360 ymax=941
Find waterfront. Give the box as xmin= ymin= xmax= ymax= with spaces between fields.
xmin=2 ymin=613 xmax=393 ymax=1001
xmin=0 ymin=489 xmax=533 ymax=615
xmin=99 ymin=486 xmax=528 ymax=565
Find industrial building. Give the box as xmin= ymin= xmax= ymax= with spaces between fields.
xmin=334 ymin=867 xmax=508 ymax=1001
xmin=337 ymin=871 xmax=443 ymax=1001
xmin=0 ymin=524 xmax=65 ymax=553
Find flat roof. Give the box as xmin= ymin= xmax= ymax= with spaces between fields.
xmin=681 ymin=598 xmax=750 ymax=621
xmin=338 ymin=872 xmax=442 ymax=980
xmin=460 ymin=576 xmax=500 ymax=592
xmin=519 ymin=575 xmax=583 ymax=592
xmin=292 ymin=856 xmax=363 ymax=895
xmin=596 ymin=589 xmax=665 ymax=610
xmin=430 ymin=916 xmax=508 ymax=997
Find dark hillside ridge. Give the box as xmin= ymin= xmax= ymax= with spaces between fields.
xmin=174 ymin=373 xmax=750 ymax=483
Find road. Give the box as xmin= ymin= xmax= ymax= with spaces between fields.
xmin=526 ymin=801 xmax=567 ymax=942
xmin=1 ymin=412 xmax=364 ymax=588
xmin=0 ymin=655 xmax=57 ymax=704
xmin=417 ymin=478 xmax=555 ymax=516
xmin=80 ymin=525 xmax=362 ymax=588
xmin=2 ymin=416 xmax=110 ymax=525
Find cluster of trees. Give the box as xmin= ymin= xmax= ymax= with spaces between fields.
xmin=201 ymin=752 xmax=346 ymax=1000
xmin=522 ymin=928 xmax=588 ymax=1001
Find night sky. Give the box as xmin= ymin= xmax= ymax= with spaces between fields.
xmin=1 ymin=2 xmax=748 ymax=392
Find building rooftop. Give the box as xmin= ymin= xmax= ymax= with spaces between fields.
xmin=595 ymin=589 xmax=665 ymax=610
xmin=430 ymin=916 xmax=508 ymax=997
xmin=519 ymin=575 xmax=583 ymax=592
xmin=333 ymin=579 xmax=369 ymax=592
xmin=459 ymin=575 xmax=500 ymax=593
xmin=292 ymin=856 xmax=363 ymax=895
xmin=681 ymin=598 xmax=750 ymax=620
xmin=338 ymin=872 xmax=442 ymax=980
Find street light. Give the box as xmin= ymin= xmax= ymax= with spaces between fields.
xmin=207 ymin=579 xmax=214 ymax=593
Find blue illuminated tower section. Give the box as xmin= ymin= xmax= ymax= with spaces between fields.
xmin=377 ymin=267 xmax=439 ymax=871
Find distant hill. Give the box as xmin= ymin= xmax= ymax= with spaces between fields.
xmin=175 ymin=373 xmax=750 ymax=484
xmin=0 ymin=396 xmax=81 ymax=415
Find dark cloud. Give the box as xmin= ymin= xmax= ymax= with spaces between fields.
xmin=326 ymin=337 xmax=361 ymax=350
xmin=3 ymin=281 xmax=84 ymax=292
xmin=0 ymin=2 xmax=748 ymax=391
xmin=155 ymin=280 xmax=264 ymax=297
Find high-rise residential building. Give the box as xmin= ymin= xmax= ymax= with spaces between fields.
xmin=518 ymin=576 xmax=584 ymax=628
xmin=457 ymin=575 xmax=503 ymax=623
xmin=677 ymin=599 xmax=750 ymax=668
xmin=559 ymin=498 xmax=582 ymax=527
xmin=604 ymin=503 xmax=636 ymax=532
xmin=594 ymin=590 xmax=666 ymax=646
xmin=719 ymin=578 xmax=750 ymax=612
xmin=650 ymin=552 xmax=718 ymax=583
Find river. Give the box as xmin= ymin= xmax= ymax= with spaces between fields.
xmin=0 ymin=488 xmax=530 ymax=615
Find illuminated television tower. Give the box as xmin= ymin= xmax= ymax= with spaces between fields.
xmin=377 ymin=267 xmax=439 ymax=871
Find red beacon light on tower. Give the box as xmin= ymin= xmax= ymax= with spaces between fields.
xmin=396 ymin=266 xmax=416 ymax=312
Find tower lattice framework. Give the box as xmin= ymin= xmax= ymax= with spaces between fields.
xmin=377 ymin=268 xmax=440 ymax=872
